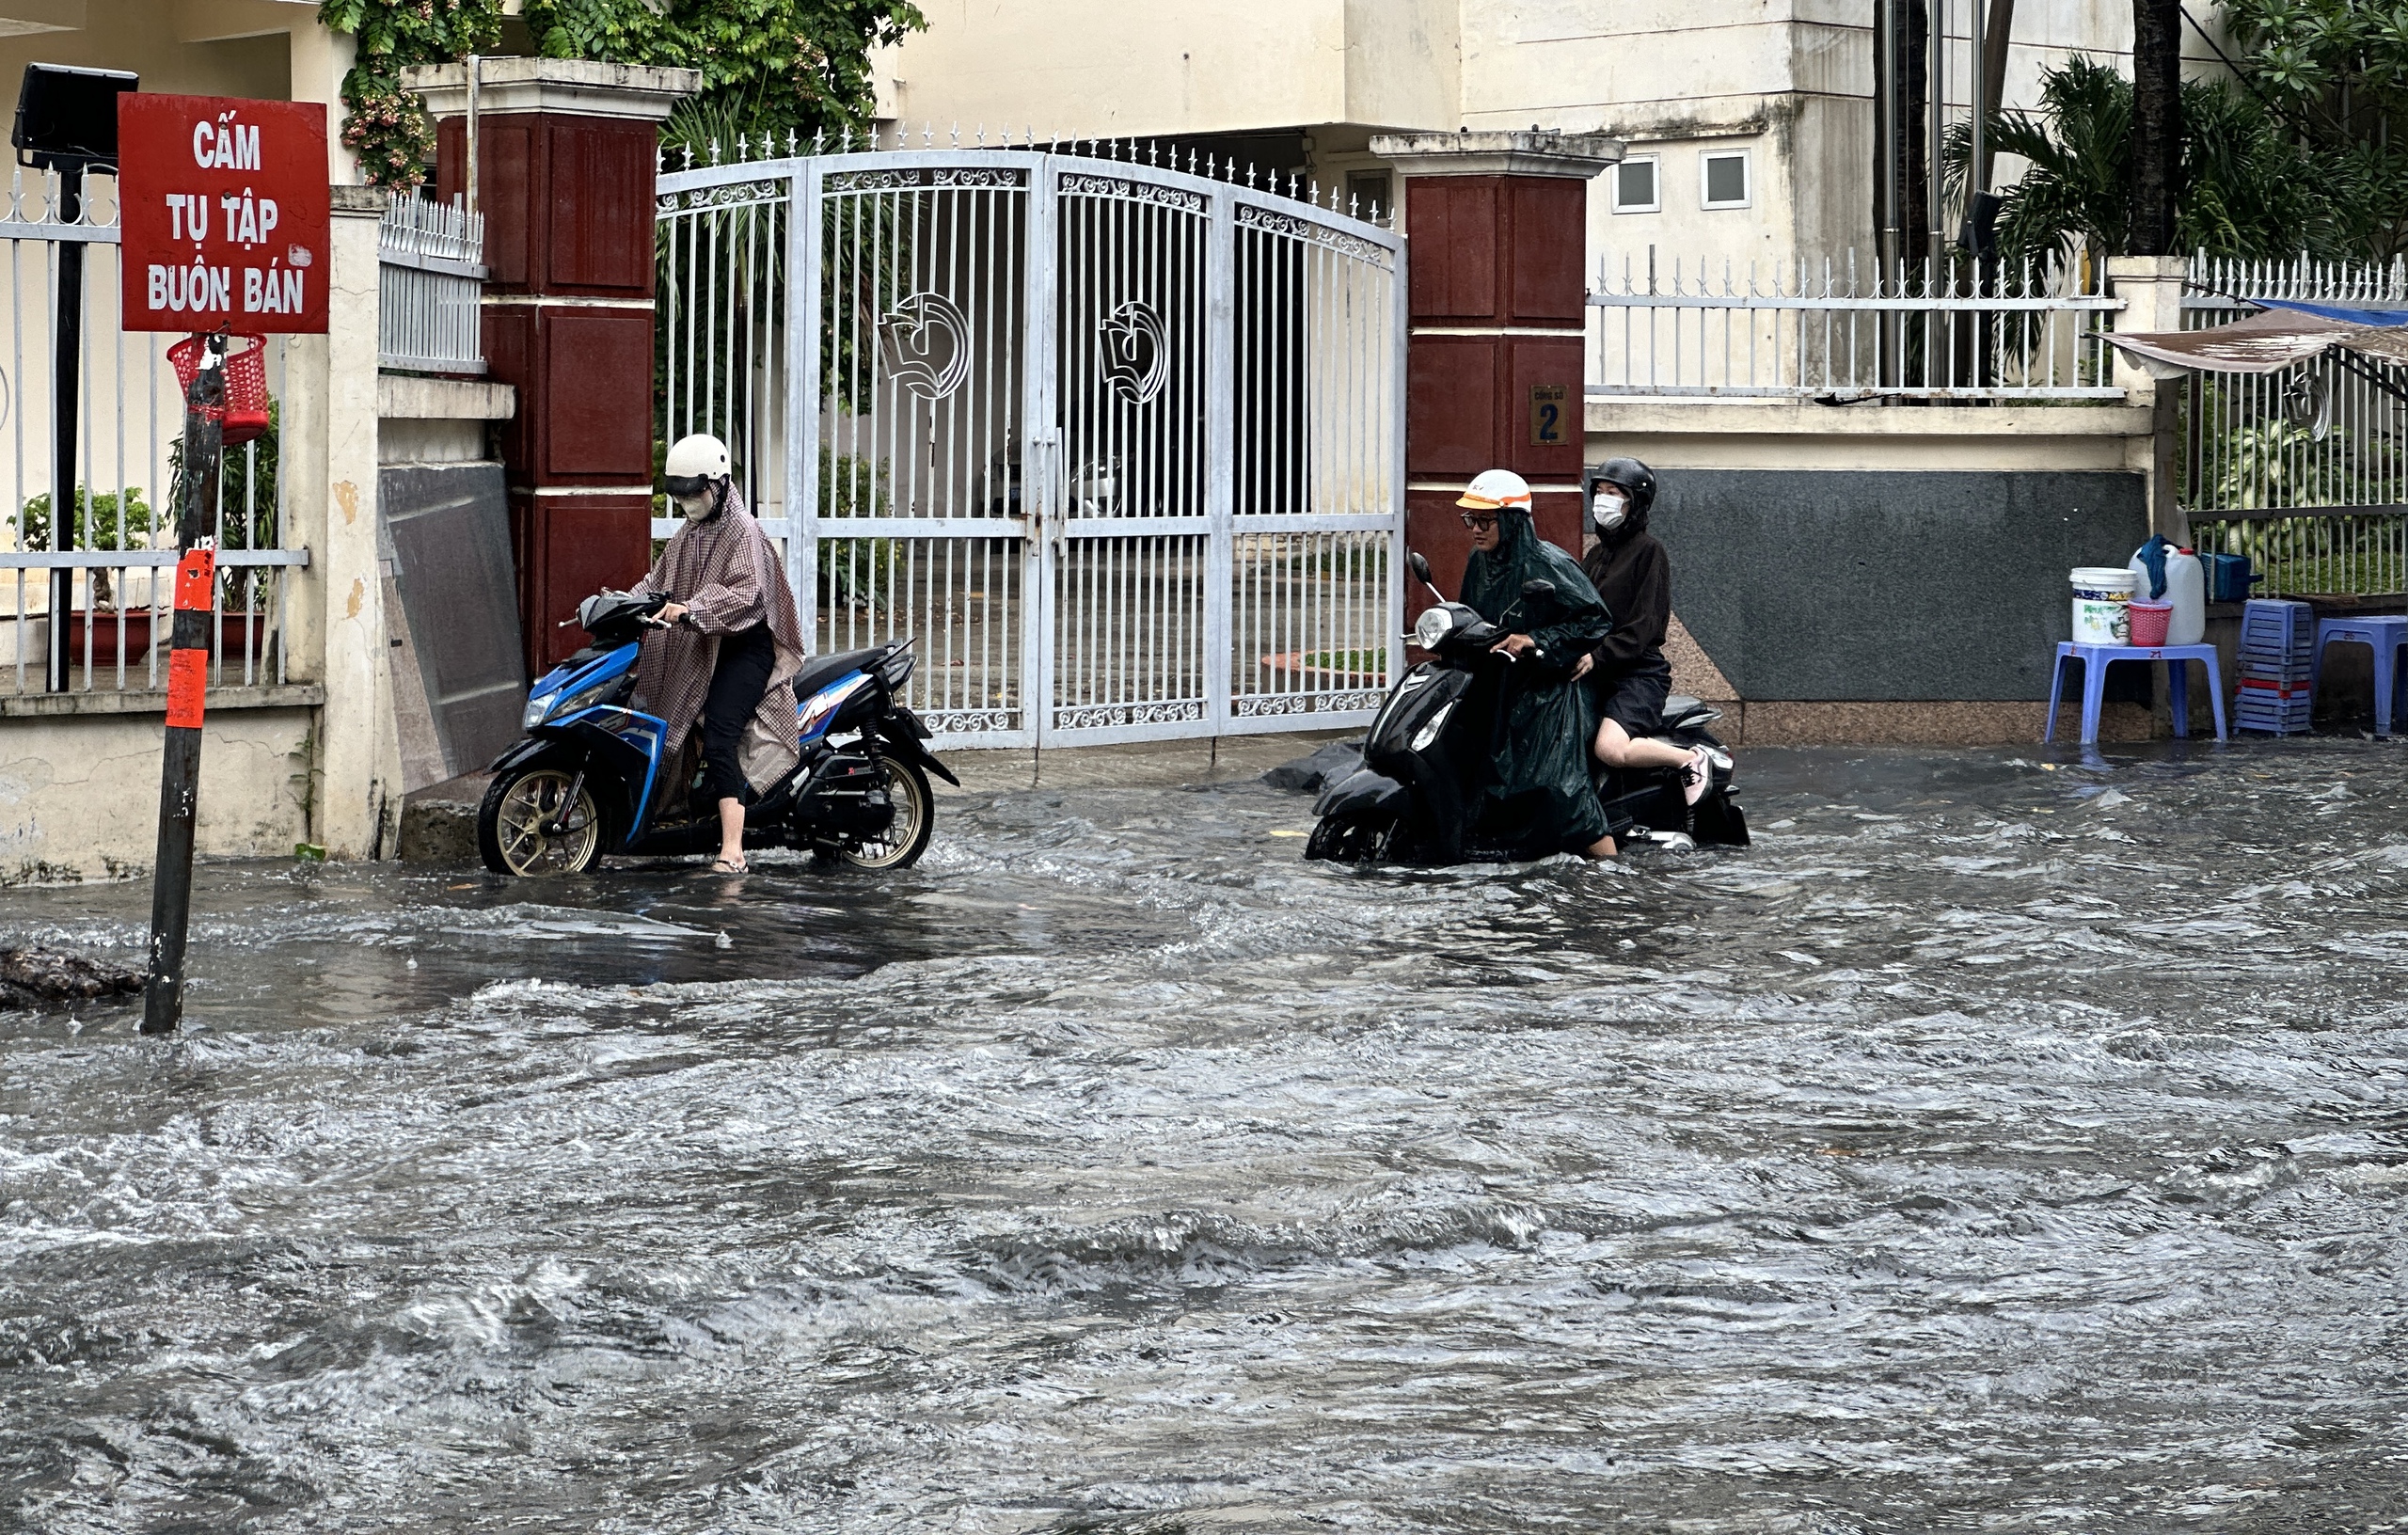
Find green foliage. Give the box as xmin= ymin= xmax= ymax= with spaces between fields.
xmin=317 ymin=0 xmax=922 ymax=192
xmin=316 ymin=0 xmax=504 ymax=191
xmin=531 ymin=0 xmax=921 ymax=152
xmin=817 ymin=454 xmax=895 ymax=609
xmin=1942 ymin=55 xmax=2347 ymax=263
xmin=11 ymin=484 xmax=153 ymax=553
xmin=167 ymin=402 xmax=282 ymax=552
xmin=2222 ymin=0 xmax=2408 ymax=258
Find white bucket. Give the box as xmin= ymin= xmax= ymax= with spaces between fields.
xmin=2070 ymin=567 xmax=2137 ymax=645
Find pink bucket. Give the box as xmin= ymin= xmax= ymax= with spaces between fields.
xmin=2128 ymin=600 xmax=2174 ymax=647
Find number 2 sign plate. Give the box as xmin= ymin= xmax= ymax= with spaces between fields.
xmin=116 ymin=95 xmax=331 ymax=334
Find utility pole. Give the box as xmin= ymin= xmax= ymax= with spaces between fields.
xmin=141 ymin=332 xmax=225 ymax=1035
xmin=2129 ymin=0 xmax=2182 ymax=255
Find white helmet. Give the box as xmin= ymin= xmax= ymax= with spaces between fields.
xmin=664 ymin=433 xmax=731 ymax=484
xmin=1455 ymin=467 xmax=1531 ymax=513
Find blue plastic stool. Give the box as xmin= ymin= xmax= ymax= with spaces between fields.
xmin=2310 ymin=615 xmax=2408 ymax=737
xmin=2044 ymin=642 xmax=2229 ymax=744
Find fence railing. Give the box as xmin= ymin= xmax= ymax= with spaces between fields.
xmin=377 ymin=194 xmax=486 ymax=374
xmin=2181 ymin=253 xmax=2408 ymax=596
xmin=1587 ymin=250 xmax=2124 ymax=401
xmin=3 ymin=166 xmax=312 ymax=696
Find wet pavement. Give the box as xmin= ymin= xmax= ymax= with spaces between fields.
xmin=4 ymin=739 xmax=2406 ymax=1532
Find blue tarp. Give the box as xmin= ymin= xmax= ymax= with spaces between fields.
xmin=2251 ymin=297 xmax=2408 ymax=329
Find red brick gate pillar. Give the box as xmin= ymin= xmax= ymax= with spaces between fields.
xmin=1370 ymin=132 xmax=1623 ymax=602
xmin=407 ymin=60 xmax=700 ymax=675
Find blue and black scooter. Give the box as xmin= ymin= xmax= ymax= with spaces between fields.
xmin=477 ymin=590 xmax=958 ymax=877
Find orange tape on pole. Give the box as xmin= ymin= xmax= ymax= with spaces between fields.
xmin=172 ymin=548 xmax=215 ymax=612
xmin=164 ymin=648 xmax=208 ymax=729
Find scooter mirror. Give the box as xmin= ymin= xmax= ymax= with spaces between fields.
xmin=1406 ymin=551 xmax=1434 ymax=584
xmin=1521 ymin=578 xmax=1556 ymax=599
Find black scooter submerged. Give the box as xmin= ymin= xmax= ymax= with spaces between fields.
xmin=1306 ymin=553 xmax=1747 ymax=864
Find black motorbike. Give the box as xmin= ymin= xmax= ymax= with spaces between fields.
xmin=1306 ymin=554 xmax=1746 ymax=864
xmin=478 ymin=590 xmax=958 ymax=876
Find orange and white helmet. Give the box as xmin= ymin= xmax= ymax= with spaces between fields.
xmin=1455 ymin=468 xmax=1532 ymax=513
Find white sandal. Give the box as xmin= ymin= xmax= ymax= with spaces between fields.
xmin=1678 ymin=747 xmax=1713 ymax=807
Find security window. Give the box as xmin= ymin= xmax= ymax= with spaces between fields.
xmin=1701 ymin=150 xmax=1751 ymax=210
xmin=1611 ymin=155 xmax=1659 ymax=214
xmin=1346 ymin=170 xmax=1392 ymax=223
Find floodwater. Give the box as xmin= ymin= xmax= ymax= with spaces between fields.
xmin=4 ymin=741 xmax=2406 ymax=1533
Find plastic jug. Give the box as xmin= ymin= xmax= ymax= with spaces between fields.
xmin=2129 ymin=539 xmax=2206 ymax=645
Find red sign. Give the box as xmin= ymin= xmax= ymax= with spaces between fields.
xmin=116 ymin=94 xmax=331 ymax=334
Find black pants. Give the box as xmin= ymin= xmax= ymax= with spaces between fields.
xmin=699 ymin=624 xmax=775 ymax=804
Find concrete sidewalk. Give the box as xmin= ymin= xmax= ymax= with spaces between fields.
xmin=398 ymin=729 xmax=1356 ymax=862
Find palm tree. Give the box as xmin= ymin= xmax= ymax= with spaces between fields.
xmin=1942 ymin=55 xmax=2345 ymax=264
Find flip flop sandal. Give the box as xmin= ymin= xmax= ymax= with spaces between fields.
xmin=709 ymin=856 xmax=749 ymax=874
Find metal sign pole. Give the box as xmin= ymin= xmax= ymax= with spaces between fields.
xmin=44 ymin=165 xmax=82 ymax=692
xmin=141 ymin=330 xmax=225 ymax=1036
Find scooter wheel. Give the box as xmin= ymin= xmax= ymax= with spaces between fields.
xmin=831 ymin=751 xmax=935 ymax=870
xmin=1306 ymin=816 xmax=1389 ymax=864
xmin=479 ymin=766 xmax=603 ymax=876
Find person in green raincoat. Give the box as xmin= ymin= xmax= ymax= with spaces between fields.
xmin=1455 ymin=469 xmax=1620 ymax=860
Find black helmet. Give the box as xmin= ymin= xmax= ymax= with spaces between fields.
xmin=1594 ymin=456 xmax=1656 ymax=519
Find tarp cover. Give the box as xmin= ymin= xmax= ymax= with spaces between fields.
xmin=2107 ymin=296 xmax=2408 ymax=378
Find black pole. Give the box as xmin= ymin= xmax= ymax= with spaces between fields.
xmin=45 ymin=165 xmax=82 ymax=693
xmin=141 ymin=330 xmax=226 ymax=1036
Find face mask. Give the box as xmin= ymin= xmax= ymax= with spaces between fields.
xmin=675 ymin=485 xmax=717 ymax=520
xmin=1593 ymin=490 xmax=1628 ymax=532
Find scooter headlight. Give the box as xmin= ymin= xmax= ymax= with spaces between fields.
xmin=1414 ymin=606 xmax=1456 ymax=649
xmin=1409 ymin=700 xmax=1456 ymax=752
xmin=527 ymin=673 xmax=622 ymax=729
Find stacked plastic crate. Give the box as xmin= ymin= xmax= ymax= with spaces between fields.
xmin=2238 ymin=598 xmax=2315 ymax=735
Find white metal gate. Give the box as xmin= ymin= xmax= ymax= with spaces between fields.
xmin=656 ymin=140 xmax=1404 ymax=747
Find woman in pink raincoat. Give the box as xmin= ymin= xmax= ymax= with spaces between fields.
xmin=635 ymin=434 xmax=807 ymax=873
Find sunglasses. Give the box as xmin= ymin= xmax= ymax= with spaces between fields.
xmin=1460 ymin=513 xmax=1499 ymax=530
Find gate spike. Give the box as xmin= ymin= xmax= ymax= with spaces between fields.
xmin=975 ymin=123 xmax=986 ymax=146
xmin=814 ymin=127 xmax=825 ymax=154
xmin=786 ymin=128 xmax=798 ymax=154
xmin=951 ymin=122 xmax=959 ymax=147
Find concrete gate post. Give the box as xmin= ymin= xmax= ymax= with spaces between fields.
xmin=1370 ymin=131 xmax=1623 ymax=602
xmin=2107 ymin=254 xmax=2190 ymax=542
xmin=405 ymin=59 xmax=700 ymax=676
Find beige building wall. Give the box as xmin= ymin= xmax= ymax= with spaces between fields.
xmin=0 ymin=0 xmax=359 ymax=180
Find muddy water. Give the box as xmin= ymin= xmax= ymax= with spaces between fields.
xmin=3 ymin=742 xmax=2405 ymax=1532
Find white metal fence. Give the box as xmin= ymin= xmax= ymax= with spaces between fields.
xmin=2181 ymin=254 xmax=2408 ymax=596
xmin=1586 ymin=249 xmax=2123 ymax=401
xmin=1 ymin=167 xmax=308 ymax=695
xmin=657 ymin=133 xmax=1405 ymax=747
xmin=378 ymin=194 xmax=487 ymax=374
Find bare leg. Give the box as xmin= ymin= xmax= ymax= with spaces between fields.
xmin=1582 ymin=833 xmax=1619 ymax=860
xmin=1593 ymin=717 xmax=1696 ymax=771
xmin=716 ymin=797 xmax=747 ymax=869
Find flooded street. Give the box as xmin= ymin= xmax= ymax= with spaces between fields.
xmin=4 ymin=741 xmax=2406 ymax=1532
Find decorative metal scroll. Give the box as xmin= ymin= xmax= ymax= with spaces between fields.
xmin=1059 ymin=173 xmax=1207 ymax=214
xmin=1235 ymin=202 xmax=1394 ymax=268
xmin=1100 ymin=300 xmax=1169 ymax=404
xmin=657 ymin=180 xmax=785 ymax=214
xmin=879 ymin=292 xmax=972 ymax=401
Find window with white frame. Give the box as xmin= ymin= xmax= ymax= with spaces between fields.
xmin=1610 ymin=155 xmax=1659 ymax=214
xmin=1701 ymin=150 xmax=1751 ymax=210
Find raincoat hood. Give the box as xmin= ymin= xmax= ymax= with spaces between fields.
xmin=1461 ymin=509 xmax=1593 ymax=628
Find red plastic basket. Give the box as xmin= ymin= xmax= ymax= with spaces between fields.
xmin=166 ymin=333 xmax=270 ymax=445
xmin=2127 ymin=600 xmax=2174 ymax=647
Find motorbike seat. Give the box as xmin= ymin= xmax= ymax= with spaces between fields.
xmin=791 ymin=645 xmax=891 ymax=702
xmin=1663 ymin=693 xmax=1721 ymax=731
